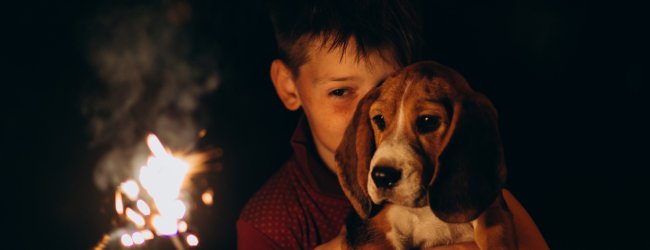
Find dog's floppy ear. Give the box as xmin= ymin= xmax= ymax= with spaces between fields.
xmin=429 ymin=88 xmax=507 ymax=223
xmin=335 ymin=88 xmax=380 ymax=219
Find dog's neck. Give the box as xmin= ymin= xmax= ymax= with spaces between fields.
xmin=381 ymin=204 xmax=475 ymax=249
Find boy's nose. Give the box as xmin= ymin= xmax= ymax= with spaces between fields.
xmin=371 ymin=166 xmax=401 ymax=189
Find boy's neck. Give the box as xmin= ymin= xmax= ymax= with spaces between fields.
xmin=312 ymin=139 xmax=338 ymax=174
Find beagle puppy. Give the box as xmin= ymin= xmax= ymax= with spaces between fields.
xmin=334 ymin=61 xmax=517 ymax=249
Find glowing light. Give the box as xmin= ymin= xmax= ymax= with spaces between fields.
xmin=178 ymin=221 xmax=188 ymax=233
xmin=198 ymin=129 xmax=207 ymax=138
xmin=156 ymin=199 xmax=186 ymax=219
xmin=147 ymin=134 xmax=167 ymax=157
xmin=140 ymin=230 xmax=154 ymax=240
xmin=120 ymin=234 xmax=134 ymax=247
xmin=201 ymin=189 xmax=214 ymax=206
xmin=102 ymin=133 xmax=207 ymax=248
xmin=115 ymin=191 xmax=124 ymax=215
xmin=151 ymin=215 xmax=178 ymax=236
xmin=186 ymin=234 xmax=199 ymax=247
xmin=140 ymin=161 xmax=189 ymax=201
xmin=136 ymin=200 xmax=151 ymax=216
xmin=131 ymin=232 xmax=145 ymax=245
xmin=139 ymin=135 xmax=189 ymax=205
xmin=126 ymin=208 xmax=145 ymax=227
xmin=120 ymin=180 xmax=140 ymax=201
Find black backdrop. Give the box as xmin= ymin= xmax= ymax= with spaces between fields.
xmin=3 ymin=0 xmax=648 ymax=249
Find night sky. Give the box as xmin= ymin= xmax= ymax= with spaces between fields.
xmin=3 ymin=0 xmax=649 ymax=249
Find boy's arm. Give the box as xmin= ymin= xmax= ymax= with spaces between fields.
xmin=502 ymin=189 xmax=549 ymax=249
xmin=317 ymin=189 xmax=548 ymax=250
xmin=430 ymin=189 xmax=549 ymax=250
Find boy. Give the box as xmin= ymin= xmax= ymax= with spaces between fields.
xmin=237 ymin=0 xmax=548 ymax=249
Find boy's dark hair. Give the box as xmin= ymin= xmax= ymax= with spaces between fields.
xmin=267 ymin=0 xmax=422 ymax=76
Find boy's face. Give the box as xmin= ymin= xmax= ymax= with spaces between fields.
xmin=271 ymin=38 xmax=399 ymax=171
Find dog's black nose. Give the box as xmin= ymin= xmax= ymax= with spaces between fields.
xmin=371 ymin=167 xmax=401 ymax=189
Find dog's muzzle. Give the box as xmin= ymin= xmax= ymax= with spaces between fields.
xmin=371 ymin=166 xmax=402 ymax=189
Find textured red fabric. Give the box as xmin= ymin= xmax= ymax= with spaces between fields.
xmin=237 ymin=220 xmax=283 ymax=250
xmin=237 ymin=117 xmax=351 ymax=250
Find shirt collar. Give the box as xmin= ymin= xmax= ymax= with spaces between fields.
xmin=290 ymin=115 xmax=346 ymax=198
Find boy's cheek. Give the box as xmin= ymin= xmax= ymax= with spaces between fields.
xmin=330 ymin=96 xmax=363 ymax=116
xmin=331 ymin=103 xmax=354 ymax=116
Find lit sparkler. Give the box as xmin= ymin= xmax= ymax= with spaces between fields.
xmin=97 ymin=133 xmax=216 ymax=249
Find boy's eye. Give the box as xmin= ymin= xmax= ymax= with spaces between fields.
xmin=329 ymin=89 xmax=347 ymax=97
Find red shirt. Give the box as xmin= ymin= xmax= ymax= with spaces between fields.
xmin=237 ymin=117 xmax=351 ymax=249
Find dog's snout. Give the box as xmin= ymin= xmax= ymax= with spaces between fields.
xmin=371 ymin=166 xmax=402 ymax=189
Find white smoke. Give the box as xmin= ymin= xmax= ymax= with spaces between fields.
xmin=83 ymin=1 xmax=219 ymax=191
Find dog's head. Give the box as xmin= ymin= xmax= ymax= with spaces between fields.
xmin=335 ymin=61 xmax=506 ymax=223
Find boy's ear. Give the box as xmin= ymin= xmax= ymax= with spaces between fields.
xmin=270 ymin=59 xmax=301 ymax=111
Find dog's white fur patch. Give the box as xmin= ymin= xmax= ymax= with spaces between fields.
xmin=368 ymin=139 xmax=423 ymax=205
xmin=368 ymin=79 xmax=425 ymax=206
xmin=384 ymin=205 xmax=475 ymax=249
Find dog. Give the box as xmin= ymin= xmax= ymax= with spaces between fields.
xmin=334 ymin=61 xmax=517 ymax=249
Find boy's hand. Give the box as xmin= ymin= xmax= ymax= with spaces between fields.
xmin=315 ymin=226 xmax=479 ymax=250
xmin=315 ymin=234 xmax=478 ymax=250
xmin=315 ymin=227 xmax=346 ymax=250
xmin=314 ymin=233 xmax=345 ymax=250
xmin=427 ymin=242 xmax=479 ymax=250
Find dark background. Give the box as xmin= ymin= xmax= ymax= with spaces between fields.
xmin=3 ymin=0 xmax=648 ymax=249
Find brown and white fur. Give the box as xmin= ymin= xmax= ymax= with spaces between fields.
xmin=334 ymin=61 xmax=517 ymax=249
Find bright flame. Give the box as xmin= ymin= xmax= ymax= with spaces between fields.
xmin=178 ymin=221 xmax=188 ymax=233
xmin=201 ymin=189 xmax=214 ymax=206
xmin=156 ymin=199 xmax=186 ymax=219
xmin=120 ymin=234 xmax=134 ymax=247
xmin=140 ymin=136 xmax=189 ymax=204
xmin=120 ymin=180 xmax=140 ymax=201
xmin=115 ymin=190 xmax=124 ymax=215
xmin=147 ymin=134 xmax=167 ymax=157
xmin=136 ymin=200 xmax=151 ymax=216
xmin=138 ymin=134 xmax=191 ymax=236
xmin=139 ymin=159 xmax=189 ymax=202
xmin=126 ymin=208 xmax=145 ymax=228
xmin=132 ymin=232 xmax=145 ymax=245
xmin=151 ymin=215 xmax=178 ymax=236
xmin=107 ymin=133 xmax=205 ymax=248
xmin=186 ymin=234 xmax=199 ymax=247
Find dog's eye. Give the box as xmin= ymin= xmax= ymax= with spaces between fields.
xmin=416 ymin=115 xmax=440 ymax=133
xmin=372 ymin=115 xmax=386 ymax=131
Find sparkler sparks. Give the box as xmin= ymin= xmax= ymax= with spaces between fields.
xmin=98 ymin=133 xmax=215 ymax=249
xmin=186 ymin=234 xmax=199 ymax=247
xmin=131 ymin=232 xmax=145 ymax=245
xmin=141 ymin=230 xmax=154 ymax=240
xmin=178 ymin=221 xmax=189 ymax=233
xmin=125 ymin=208 xmax=145 ymax=227
xmin=120 ymin=234 xmax=134 ymax=247
xmin=136 ymin=199 xmax=151 ymax=216
xmin=201 ymin=189 xmax=214 ymax=206
xmin=115 ymin=191 xmax=124 ymax=215
xmin=120 ymin=180 xmax=140 ymax=201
